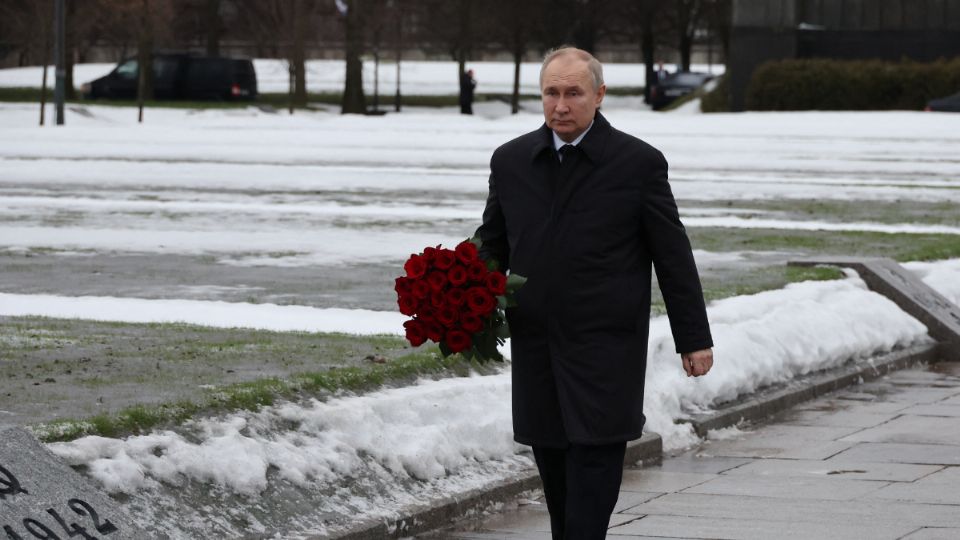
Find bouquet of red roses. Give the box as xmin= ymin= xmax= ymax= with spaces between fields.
xmin=395 ymin=238 xmax=524 ymax=363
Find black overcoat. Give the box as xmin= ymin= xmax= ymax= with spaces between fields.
xmin=475 ymin=112 xmax=713 ymax=447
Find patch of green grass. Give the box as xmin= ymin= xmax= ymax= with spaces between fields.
xmin=688 ymin=228 xmax=960 ymax=262
xmin=651 ymin=261 xmax=846 ymax=315
xmin=605 ymin=86 xmax=644 ymax=96
xmin=0 ymin=87 xmax=47 ymax=101
xmin=30 ymin=345 xmax=487 ymax=443
xmin=685 ymin=199 xmax=960 ymax=227
xmin=784 ymin=265 xmax=845 ymax=282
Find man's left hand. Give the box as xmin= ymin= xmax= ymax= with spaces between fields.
xmin=682 ymin=349 xmax=713 ymax=377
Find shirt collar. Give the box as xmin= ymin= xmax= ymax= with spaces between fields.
xmin=529 ymin=112 xmax=609 ymax=163
xmin=552 ymin=120 xmax=595 ymax=151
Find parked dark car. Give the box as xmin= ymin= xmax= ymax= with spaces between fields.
xmin=649 ymin=71 xmax=713 ymax=111
xmin=81 ymin=53 xmax=257 ymax=101
xmin=925 ymin=91 xmax=960 ymax=112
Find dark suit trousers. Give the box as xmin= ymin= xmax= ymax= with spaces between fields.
xmin=532 ymin=442 xmax=627 ymax=540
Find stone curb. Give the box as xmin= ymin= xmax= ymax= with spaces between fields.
xmin=687 ymin=342 xmax=942 ymax=437
xmin=329 ymin=342 xmax=940 ymax=539
xmin=328 ymin=433 xmax=662 ymax=540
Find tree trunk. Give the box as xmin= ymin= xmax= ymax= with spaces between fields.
xmin=40 ymin=58 xmax=49 ymax=126
xmin=573 ymin=1 xmax=596 ymax=53
xmin=205 ymin=0 xmax=221 ymax=56
xmin=137 ymin=0 xmax=153 ymax=123
xmin=456 ymin=0 xmax=471 ymax=100
xmin=292 ymin=0 xmax=307 ymax=108
xmin=64 ymin=0 xmax=76 ymax=100
xmin=677 ymin=0 xmax=696 ymax=72
xmin=680 ymin=31 xmax=692 ymax=72
xmin=39 ymin=3 xmax=51 ymax=125
xmin=642 ymin=11 xmax=654 ymax=103
xmin=395 ymin=0 xmax=402 ymax=112
xmin=511 ymin=45 xmax=521 ymax=115
xmin=341 ymin=0 xmax=366 ymax=114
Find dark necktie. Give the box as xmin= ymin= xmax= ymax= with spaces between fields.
xmin=558 ymin=144 xmax=576 ymax=165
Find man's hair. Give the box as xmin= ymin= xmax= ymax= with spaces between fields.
xmin=539 ymin=46 xmax=604 ymax=91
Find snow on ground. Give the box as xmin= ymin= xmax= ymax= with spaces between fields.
xmin=43 ymin=267 xmax=941 ymax=536
xmin=903 ymin=258 xmax=960 ymax=306
xmin=0 ymin=293 xmax=407 ymax=335
xmin=1 ymin=103 xmax=958 ymax=267
xmin=0 ymin=59 xmax=724 ymax=95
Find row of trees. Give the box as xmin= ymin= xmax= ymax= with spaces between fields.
xmin=0 ymin=0 xmax=732 ymax=114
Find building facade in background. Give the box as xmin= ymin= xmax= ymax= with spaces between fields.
xmin=730 ymin=0 xmax=960 ymax=110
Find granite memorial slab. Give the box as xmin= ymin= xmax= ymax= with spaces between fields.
xmin=0 ymin=425 xmax=146 ymax=539
xmin=789 ymin=257 xmax=960 ymax=357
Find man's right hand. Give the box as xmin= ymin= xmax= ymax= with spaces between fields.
xmin=682 ymin=349 xmax=713 ymax=377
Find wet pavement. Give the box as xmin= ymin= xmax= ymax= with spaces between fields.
xmin=425 ymin=361 xmax=960 ymax=540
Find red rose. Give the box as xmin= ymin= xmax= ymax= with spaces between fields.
xmin=434 ymin=249 xmax=457 ymax=270
xmin=445 ymin=330 xmax=472 ymax=353
xmin=424 ymin=322 xmax=444 ymax=343
xmin=436 ymin=305 xmax=459 ymax=327
xmin=423 ymin=246 xmax=438 ymax=262
xmin=485 ymin=272 xmax=507 ymax=296
xmin=404 ymin=254 xmax=428 ymax=279
xmin=448 ymin=264 xmax=468 ymax=286
xmin=467 ymin=261 xmax=487 ymax=282
xmin=418 ymin=305 xmax=437 ymax=324
xmin=395 ymin=277 xmax=413 ymax=297
xmin=446 ymin=288 xmax=466 ymax=307
xmin=398 ymin=295 xmax=418 ymax=316
xmin=403 ymin=319 xmax=427 ymax=347
xmin=466 ymin=286 xmax=496 ymax=315
xmin=430 ymin=290 xmax=447 ymax=308
xmin=427 ymin=271 xmax=447 ymax=291
xmin=461 ymin=313 xmax=483 ymax=333
xmin=455 ymin=241 xmax=479 ymax=264
xmin=411 ymin=280 xmax=430 ymax=299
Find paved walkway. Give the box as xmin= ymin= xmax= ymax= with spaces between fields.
xmin=424 ymin=361 xmax=960 ymax=540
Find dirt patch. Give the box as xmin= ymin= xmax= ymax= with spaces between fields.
xmin=0 ymin=316 xmax=415 ymax=426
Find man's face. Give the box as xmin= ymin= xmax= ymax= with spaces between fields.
xmin=541 ymin=56 xmax=606 ymax=142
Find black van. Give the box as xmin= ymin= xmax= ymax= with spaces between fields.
xmin=81 ymin=53 xmax=257 ymax=101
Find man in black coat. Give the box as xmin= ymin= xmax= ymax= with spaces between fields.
xmin=475 ymin=47 xmax=714 ymax=539
xmin=459 ymin=68 xmax=476 ymax=115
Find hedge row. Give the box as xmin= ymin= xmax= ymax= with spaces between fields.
xmin=746 ymin=57 xmax=960 ymax=111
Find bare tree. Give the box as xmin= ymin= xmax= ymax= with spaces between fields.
xmin=0 ymin=0 xmax=45 ymax=66
xmin=341 ymin=0 xmax=367 ymax=113
xmin=485 ymin=0 xmax=547 ymax=114
xmin=233 ymin=0 xmax=318 ymax=111
xmin=675 ymin=0 xmax=705 ymax=71
xmin=414 ymin=0 xmax=475 ymax=98
xmin=703 ymin=0 xmax=731 ymax=65
xmin=291 ymin=0 xmax=308 ymax=108
xmin=168 ymin=0 xmax=225 ymax=56
xmin=138 ymin=0 xmax=154 ymax=121
xmin=609 ymin=0 xmax=667 ymax=103
xmin=36 ymin=1 xmax=54 ymax=124
xmin=205 ymin=0 xmax=222 ymax=55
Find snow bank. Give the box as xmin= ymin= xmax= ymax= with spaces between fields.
xmin=903 ymin=258 xmax=960 ymax=306
xmin=49 ymin=374 xmax=519 ymax=496
xmin=47 ymin=270 xmax=938 ymax=498
xmin=643 ymin=273 xmax=929 ymax=448
xmin=0 ymin=293 xmax=407 ymax=335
